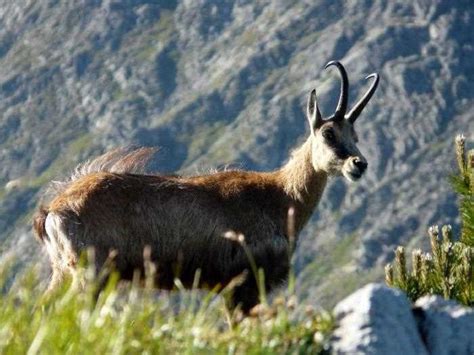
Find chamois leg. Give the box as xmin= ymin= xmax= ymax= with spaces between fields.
xmin=43 ymin=237 xmax=68 ymax=294
xmin=47 ymin=264 xmax=65 ymax=293
xmin=43 ymin=212 xmax=81 ymax=293
xmin=84 ymin=249 xmax=122 ymax=300
xmin=229 ymin=281 xmax=260 ymax=314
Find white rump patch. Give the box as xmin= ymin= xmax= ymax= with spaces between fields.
xmin=44 ymin=213 xmax=76 ymax=270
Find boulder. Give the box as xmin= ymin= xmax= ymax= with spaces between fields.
xmin=414 ymin=295 xmax=474 ymax=355
xmin=331 ymin=283 xmax=427 ymax=355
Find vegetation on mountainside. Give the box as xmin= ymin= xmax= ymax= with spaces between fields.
xmin=0 ymin=133 xmax=471 ymax=353
xmin=386 ymin=135 xmax=474 ymax=306
xmin=0 ymin=253 xmax=333 ymax=354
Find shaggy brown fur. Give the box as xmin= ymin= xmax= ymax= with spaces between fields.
xmin=34 ymin=141 xmax=325 ymax=312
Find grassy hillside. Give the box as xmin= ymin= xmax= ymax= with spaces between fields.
xmin=0 ymin=261 xmax=333 ymax=354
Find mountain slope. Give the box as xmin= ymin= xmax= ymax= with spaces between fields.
xmin=1 ymin=0 xmax=473 ymax=307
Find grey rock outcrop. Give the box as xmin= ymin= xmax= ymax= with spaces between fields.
xmin=414 ymin=295 xmax=474 ymax=355
xmin=331 ymin=283 xmax=474 ymax=354
xmin=331 ymin=283 xmax=427 ymax=355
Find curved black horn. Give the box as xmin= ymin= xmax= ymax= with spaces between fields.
xmin=347 ymin=73 xmax=379 ymax=124
xmin=307 ymin=88 xmax=323 ymax=131
xmin=325 ymin=61 xmax=349 ymax=119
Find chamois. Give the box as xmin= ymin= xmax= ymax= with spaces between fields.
xmin=34 ymin=61 xmax=379 ymax=312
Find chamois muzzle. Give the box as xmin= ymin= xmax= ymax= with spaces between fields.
xmin=352 ymin=157 xmax=368 ymax=174
xmin=343 ymin=156 xmax=368 ymax=181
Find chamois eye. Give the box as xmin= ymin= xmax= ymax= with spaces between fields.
xmin=323 ymin=129 xmax=335 ymax=141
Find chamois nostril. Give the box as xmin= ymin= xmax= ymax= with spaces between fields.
xmin=353 ymin=159 xmax=368 ymax=172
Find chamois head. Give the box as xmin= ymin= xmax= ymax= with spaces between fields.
xmin=307 ymin=61 xmax=379 ymax=181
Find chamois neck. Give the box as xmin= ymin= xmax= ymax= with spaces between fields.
xmin=277 ymin=137 xmax=328 ymax=230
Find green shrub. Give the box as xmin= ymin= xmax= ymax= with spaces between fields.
xmin=452 ymin=134 xmax=474 ymax=247
xmin=385 ymin=135 xmax=474 ymax=306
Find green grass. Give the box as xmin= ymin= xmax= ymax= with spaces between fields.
xmin=0 ymin=187 xmax=6 ymax=202
xmin=134 ymin=10 xmax=175 ymax=62
xmin=297 ymin=232 xmax=382 ymax=309
xmin=26 ymin=133 xmax=94 ymax=189
xmin=240 ymin=29 xmax=258 ymax=47
xmin=0 ymin=260 xmax=334 ymax=354
xmin=183 ymin=122 xmax=228 ymax=165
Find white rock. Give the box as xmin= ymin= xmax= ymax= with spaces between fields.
xmin=331 ymin=283 xmax=427 ymax=355
xmin=414 ymin=295 xmax=474 ymax=355
xmin=5 ymin=179 xmax=22 ymax=191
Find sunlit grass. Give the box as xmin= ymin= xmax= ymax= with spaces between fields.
xmin=0 ymin=258 xmax=333 ymax=354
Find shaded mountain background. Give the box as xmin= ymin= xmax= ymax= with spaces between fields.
xmin=0 ymin=0 xmax=473 ymax=307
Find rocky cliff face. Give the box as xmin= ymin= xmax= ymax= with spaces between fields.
xmin=0 ymin=0 xmax=473 ymax=307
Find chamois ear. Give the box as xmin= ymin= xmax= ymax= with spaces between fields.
xmin=306 ymin=89 xmax=323 ymax=132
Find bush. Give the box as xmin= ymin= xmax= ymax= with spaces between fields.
xmin=385 ymin=135 xmax=474 ymax=306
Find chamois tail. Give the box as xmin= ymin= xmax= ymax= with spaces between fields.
xmin=33 ymin=206 xmax=49 ymax=243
